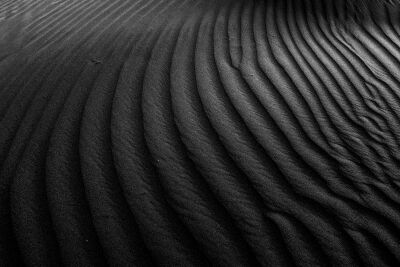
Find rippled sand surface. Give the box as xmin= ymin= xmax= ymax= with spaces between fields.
xmin=1 ymin=0 xmax=400 ymax=266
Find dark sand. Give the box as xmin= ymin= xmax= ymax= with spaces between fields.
xmin=1 ymin=0 xmax=400 ymax=266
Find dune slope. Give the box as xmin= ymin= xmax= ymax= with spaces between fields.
xmin=1 ymin=0 xmax=400 ymax=266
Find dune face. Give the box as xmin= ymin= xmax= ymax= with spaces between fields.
xmin=1 ymin=0 xmax=400 ymax=266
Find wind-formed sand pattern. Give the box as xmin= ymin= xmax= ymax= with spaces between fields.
xmin=1 ymin=0 xmax=400 ymax=266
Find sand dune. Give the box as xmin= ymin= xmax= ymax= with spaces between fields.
xmin=1 ymin=0 xmax=400 ymax=266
